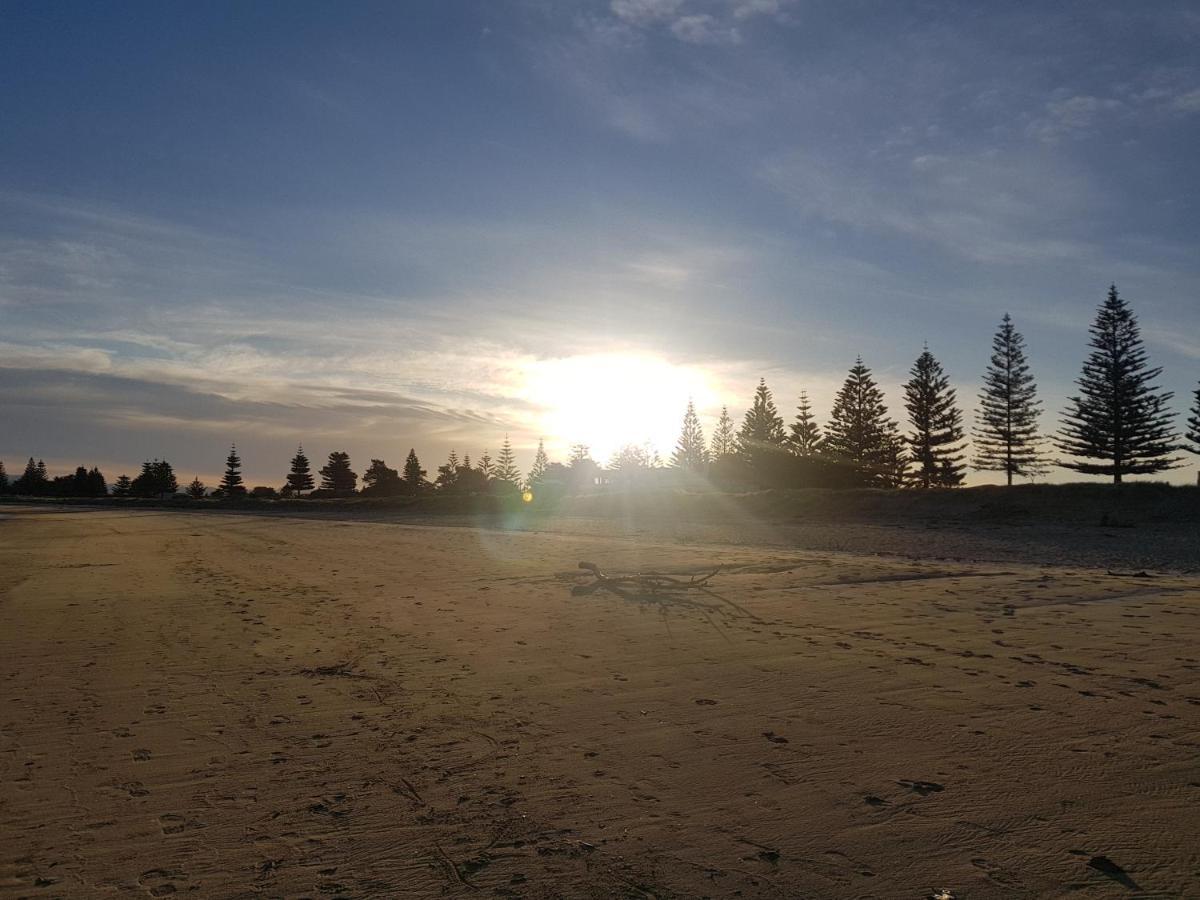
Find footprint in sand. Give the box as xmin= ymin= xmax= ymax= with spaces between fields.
xmin=158 ymin=813 xmax=206 ymax=835
xmin=138 ymin=868 xmax=189 ymax=896
xmin=970 ymin=857 xmax=1022 ymax=888
xmin=897 ymin=780 xmax=944 ymax=795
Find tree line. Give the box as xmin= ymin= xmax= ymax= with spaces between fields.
xmin=664 ymin=289 xmax=1196 ymax=488
xmin=2 ymin=287 xmax=1198 ymax=498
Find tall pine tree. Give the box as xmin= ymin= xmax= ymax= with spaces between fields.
xmin=671 ymin=400 xmax=708 ymax=471
xmin=319 ymin=451 xmax=358 ymax=493
xmin=903 ymin=346 xmax=966 ymax=488
xmin=494 ymin=436 xmax=521 ymax=487
xmin=1057 ymin=286 xmax=1179 ymax=483
xmin=737 ymin=379 xmax=786 ymax=459
xmin=0 ymin=461 xmax=7 ymax=494
xmin=220 ymin=444 xmax=246 ymax=495
xmin=286 ymin=445 xmax=314 ymax=495
xmin=15 ymin=457 xmax=48 ymax=495
xmin=478 ymin=450 xmax=494 ymax=480
xmin=710 ymin=406 xmax=736 ymax=458
xmin=973 ymin=314 xmax=1045 ymax=484
xmin=132 ymin=460 xmax=176 ymax=497
xmin=1186 ymin=382 xmax=1200 ymax=456
xmin=825 ymin=358 xmax=906 ymax=488
xmin=788 ymin=391 xmax=822 ymax=456
xmin=436 ymin=449 xmax=460 ymax=489
xmin=526 ymin=439 xmax=549 ymax=487
xmin=87 ymin=467 xmax=107 ymax=496
xmin=402 ymin=449 xmax=426 ymax=494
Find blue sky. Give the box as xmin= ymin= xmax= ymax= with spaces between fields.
xmin=2 ymin=0 xmax=1198 ymax=484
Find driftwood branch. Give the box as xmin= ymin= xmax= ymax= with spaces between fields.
xmin=571 ymin=560 xmax=721 ymax=595
xmin=570 ymin=561 xmax=757 ymax=623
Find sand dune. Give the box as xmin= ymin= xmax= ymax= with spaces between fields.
xmin=2 ymin=507 xmax=1198 ymax=897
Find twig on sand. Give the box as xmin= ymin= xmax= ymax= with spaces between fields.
xmin=572 ymin=561 xmax=720 ymax=594
xmin=571 ymin=561 xmax=757 ymax=622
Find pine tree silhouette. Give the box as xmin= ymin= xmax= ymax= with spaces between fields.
xmin=132 ymin=460 xmax=155 ymax=497
xmin=788 ymin=391 xmax=822 ymax=456
xmin=1057 ymin=286 xmax=1179 ymax=483
xmin=112 ymin=474 xmax=133 ymax=497
xmin=436 ymin=449 xmax=460 ymax=489
xmin=187 ymin=477 xmax=207 ymax=499
xmin=156 ymin=460 xmax=177 ymax=496
xmin=131 ymin=460 xmax=177 ymax=497
xmin=220 ymin=444 xmax=246 ymax=495
xmin=610 ymin=444 xmax=651 ymax=470
xmin=402 ymin=449 xmax=427 ymax=493
xmin=15 ymin=457 xmax=48 ymax=495
xmin=362 ymin=459 xmax=401 ymax=495
xmin=527 ymin=439 xmax=549 ymax=488
xmin=973 ymin=314 xmax=1046 ymax=484
xmin=1186 ymin=382 xmax=1200 ymax=456
xmin=319 ymin=451 xmax=358 ymax=493
xmin=0 ymin=460 xmax=7 ymax=494
xmin=494 ymin=436 xmax=521 ymax=486
xmin=903 ymin=346 xmax=966 ymax=488
xmin=825 ymin=358 xmax=906 ymax=487
xmin=671 ymin=400 xmax=708 ymax=471
xmin=478 ymin=450 xmax=494 ymax=480
xmin=737 ymin=379 xmax=786 ymax=463
xmin=286 ymin=446 xmax=314 ymax=495
xmin=710 ymin=406 xmax=736 ymax=459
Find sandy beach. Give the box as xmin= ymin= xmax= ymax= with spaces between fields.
xmin=2 ymin=506 xmax=1198 ymax=898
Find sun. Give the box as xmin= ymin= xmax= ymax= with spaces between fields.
xmin=522 ymin=352 xmax=717 ymax=464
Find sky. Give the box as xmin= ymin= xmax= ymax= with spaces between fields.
xmin=2 ymin=0 xmax=1199 ymax=486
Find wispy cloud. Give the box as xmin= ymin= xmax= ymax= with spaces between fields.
xmin=609 ymin=0 xmax=790 ymax=41
xmin=760 ymin=149 xmax=1100 ymax=264
xmin=1027 ymin=94 xmax=1125 ymax=143
xmin=670 ymin=14 xmax=741 ymax=45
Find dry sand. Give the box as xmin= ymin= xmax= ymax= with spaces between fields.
xmin=1 ymin=506 xmax=1198 ymax=898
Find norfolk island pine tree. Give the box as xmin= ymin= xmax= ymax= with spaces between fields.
xmin=973 ymin=314 xmax=1046 ymax=485
xmin=220 ymin=444 xmax=246 ymax=495
xmin=1056 ymin=286 xmax=1179 ymax=483
xmin=903 ymin=346 xmax=966 ymax=488
xmin=671 ymin=399 xmax=708 ymax=471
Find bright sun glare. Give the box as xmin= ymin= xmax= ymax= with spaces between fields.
xmin=523 ymin=353 xmax=717 ymax=464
